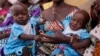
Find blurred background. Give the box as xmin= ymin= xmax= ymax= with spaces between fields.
xmin=43 ymin=0 xmax=95 ymax=13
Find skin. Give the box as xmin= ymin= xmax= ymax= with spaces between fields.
xmin=41 ymin=0 xmax=79 ymax=22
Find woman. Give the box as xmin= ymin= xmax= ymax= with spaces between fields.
xmin=39 ymin=0 xmax=91 ymax=56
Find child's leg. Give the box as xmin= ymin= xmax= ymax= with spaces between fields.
xmin=15 ymin=46 xmax=31 ymax=56
xmin=22 ymin=47 xmax=31 ymax=56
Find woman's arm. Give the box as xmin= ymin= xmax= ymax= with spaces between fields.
xmin=40 ymin=31 xmax=75 ymax=44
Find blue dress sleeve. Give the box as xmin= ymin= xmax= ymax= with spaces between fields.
xmin=80 ymin=30 xmax=90 ymax=40
xmin=11 ymin=24 xmax=24 ymax=38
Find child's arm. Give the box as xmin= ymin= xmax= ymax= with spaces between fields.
xmin=11 ymin=24 xmax=42 ymax=41
xmin=71 ymin=29 xmax=91 ymax=49
xmin=19 ymin=34 xmax=41 ymax=41
xmin=71 ymin=38 xmax=91 ymax=56
xmin=40 ymin=31 xmax=77 ymax=44
xmin=71 ymin=38 xmax=91 ymax=49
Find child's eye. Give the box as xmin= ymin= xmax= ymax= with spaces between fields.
xmin=72 ymin=18 xmax=76 ymax=21
xmin=14 ymin=14 xmax=18 ymax=16
xmin=22 ymin=13 xmax=26 ymax=15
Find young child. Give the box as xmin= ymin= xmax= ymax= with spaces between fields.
xmin=3 ymin=3 xmax=41 ymax=56
xmin=41 ymin=10 xmax=91 ymax=56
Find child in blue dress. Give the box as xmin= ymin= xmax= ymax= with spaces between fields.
xmin=3 ymin=3 xmax=41 ymax=56
xmin=41 ymin=10 xmax=91 ymax=56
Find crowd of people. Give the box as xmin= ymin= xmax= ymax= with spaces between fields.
xmin=0 ymin=0 xmax=100 ymax=56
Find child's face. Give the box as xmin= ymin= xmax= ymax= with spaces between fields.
xmin=69 ymin=13 xmax=85 ymax=31
xmin=12 ymin=5 xmax=29 ymax=25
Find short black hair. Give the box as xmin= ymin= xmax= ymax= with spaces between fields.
xmin=10 ymin=2 xmax=28 ymax=12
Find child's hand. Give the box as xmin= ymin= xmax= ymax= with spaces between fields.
xmin=70 ymin=34 xmax=80 ymax=43
xmin=34 ymin=35 xmax=41 ymax=41
xmin=40 ymin=31 xmax=54 ymax=38
xmin=40 ymin=37 xmax=51 ymax=42
xmin=71 ymin=42 xmax=79 ymax=50
xmin=39 ymin=30 xmax=45 ymax=36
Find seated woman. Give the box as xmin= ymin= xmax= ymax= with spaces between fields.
xmin=40 ymin=10 xmax=91 ymax=56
